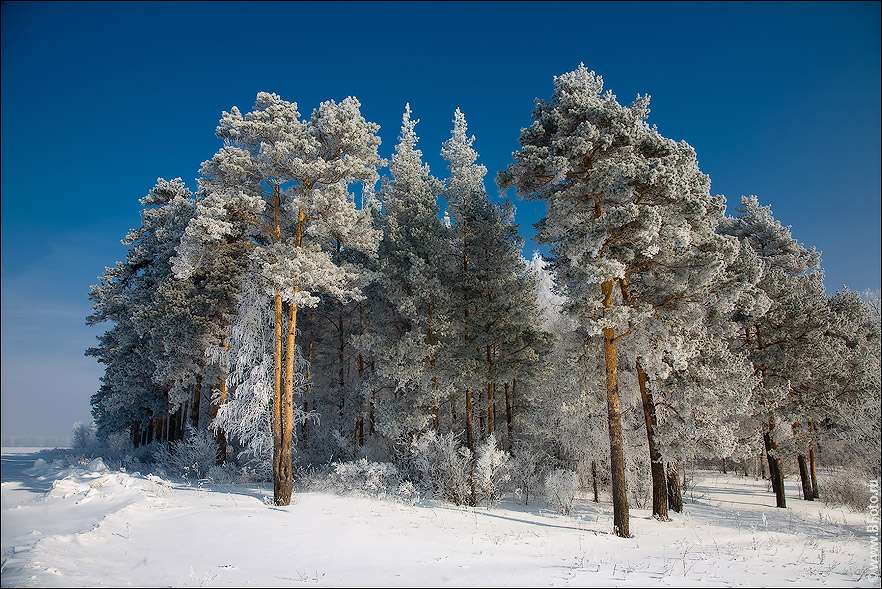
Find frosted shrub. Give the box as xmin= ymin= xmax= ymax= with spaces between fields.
xmin=395 ymin=480 xmax=420 ymax=505
xmin=474 ymin=435 xmax=511 ymax=505
xmin=107 ymin=430 xmax=134 ymax=452
xmin=155 ymin=428 xmax=218 ymax=480
xmin=510 ymin=445 xmax=544 ymax=505
xmin=330 ymin=459 xmax=401 ymax=497
xmin=545 ymin=469 xmax=579 ymax=514
xmin=409 ymin=431 xmax=473 ymax=505
xmin=820 ymin=471 xmax=877 ymax=512
xmin=71 ymin=421 xmax=98 ymax=449
xmin=207 ymin=463 xmax=241 ymax=484
xmin=627 ymin=454 xmax=652 ymax=509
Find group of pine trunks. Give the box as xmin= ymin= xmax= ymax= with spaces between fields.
xmin=126 ymin=343 xmax=820 ymax=530
xmin=127 ymin=287 xmax=819 ymax=533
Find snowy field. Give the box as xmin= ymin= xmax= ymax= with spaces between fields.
xmin=2 ymin=448 xmax=879 ymax=588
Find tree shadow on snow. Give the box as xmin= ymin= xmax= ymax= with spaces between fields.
xmin=424 ymin=501 xmax=612 ymax=536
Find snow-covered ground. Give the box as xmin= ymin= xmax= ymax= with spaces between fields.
xmin=2 ymin=448 xmax=879 ymax=587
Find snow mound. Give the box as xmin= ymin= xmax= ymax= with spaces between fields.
xmin=87 ymin=457 xmax=108 ymax=473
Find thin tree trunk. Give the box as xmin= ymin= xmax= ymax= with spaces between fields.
xmin=214 ymin=375 xmax=229 ymax=464
xmin=601 ymin=278 xmax=629 ymax=538
xmin=667 ymin=462 xmax=683 ymax=512
xmin=337 ymin=312 xmax=346 ymax=430
xmin=428 ymin=301 xmax=439 ymax=433
xmin=302 ymin=341 xmax=313 ymax=447
xmin=190 ymin=374 xmax=202 ymax=429
xmin=763 ymin=423 xmax=786 ymax=508
xmin=591 ymin=460 xmax=599 ymax=503
xmin=477 ymin=387 xmax=485 ymax=440
xmin=792 ymin=421 xmax=813 ymax=501
xmin=637 ymin=360 xmax=669 ymax=521
xmin=465 ymin=389 xmax=474 ymax=452
xmin=797 ymin=454 xmax=813 ymax=501
xmin=369 ymin=390 xmax=375 ymax=436
xmin=487 ymin=382 xmax=495 ymax=437
xmin=486 ymin=345 xmax=495 ymax=437
xmin=168 ymin=407 xmax=177 ymax=443
xmin=809 ymin=419 xmax=819 ymax=499
xmin=272 ymin=291 xmax=283 ymax=502
xmin=504 ymin=381 xmax=514 ymax=451
xmin=355 ymin=353 xmax=365 ymax=448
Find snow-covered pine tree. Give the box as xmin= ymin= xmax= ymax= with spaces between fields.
xmin=352 ymin=104 xmax=451 ymax=446
xmin=441 ymin=107 xmax=489 ymax=453
xmin=500 ymin=64 xmax=736 ymax=536
xmin=610 ymin=120 xmax=741 ymax=522
xmin=719 ymin=195 xmax=822 ymax=508
xmin=174 ymin=92 xmax=383 ymax=505
xmin=88 ymin=178 xmax=198 ymax=444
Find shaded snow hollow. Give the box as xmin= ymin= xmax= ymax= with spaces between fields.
xmin=1 ymin=448 xmax=879 ymax=587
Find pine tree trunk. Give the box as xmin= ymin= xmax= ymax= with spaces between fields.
xmin=763 ymin=425 xmax=786 ymax=508
xmin=637 ymin=360 xmax=669 ymax=521
xmin=797 ymin=454 xmax=813 ymax=501
xmin=487 ymin=382 xmax=495 ymax=437
xmin=477 ymin=387 xmax=485 ymax=440
xmin=190 ymin=374 xmax=202 ymax=430
xmin=168 ymin=407 xmax=177 ymax=443
xmin=591 ymin=460 xmax=599 ymax=503
xmin=486 ymin=345 xmax=495 ymax=436
xmin=792 ymin=420 xmax=813 ymax=501
xmin=369 ymin=390 xmax=375 ymax=436
xmin=809 ymin=446 xmax=819 ymax=498
xmin=277 ymin=296 xmax=299 ymax=506
xmin=214 ymin=375 xmax=229 ymax=464
xmin=274 ymin=205 xmax=306 ymax=506
xmin=504 ymin=381 xmax=514 ymax=451
xmin=809 ymin=419 xmax=819 ymax=499
xmin=355 ymin=353 xmax=365 ymax=448
xmin=428 ymin=301 xmax=439 ymax=433
xmin=302 ymin=341 xmax=313 ymax=447
xmin=337 ymin=313 xmax=346 ymax=430
xmin=270 ymin=184 xmax=288 ymax=505
xmin=272 ymin=290 xmax=284 ymax=503
xmin=601 ymin=279 xmax=629 ymax=538
xmin=667 ymin=462 xmax=683 ymax=512
xmin=132 ymin=422 xmax=141 ymax=449
xmin=465 ymin=389 xmax=474 ymax=452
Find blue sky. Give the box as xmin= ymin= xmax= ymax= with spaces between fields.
xmin=2 ymin=1 xmax=879 ymax=441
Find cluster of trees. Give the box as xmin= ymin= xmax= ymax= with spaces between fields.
xmin=88 ymin=65 xmax=880 ymax=537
